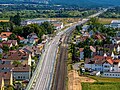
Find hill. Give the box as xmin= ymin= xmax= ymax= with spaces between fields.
xmin=52 ymin=0 xmax=120 ymax=7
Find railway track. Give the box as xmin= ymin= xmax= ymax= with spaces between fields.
xmin=52 ymin=30 xmax=73 ymax=90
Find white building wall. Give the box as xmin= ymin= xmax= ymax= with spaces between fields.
xmin=103 ymin=62 xmax=111 ymax=72
xmin=103 ymin=72 xmax=120 ymax=78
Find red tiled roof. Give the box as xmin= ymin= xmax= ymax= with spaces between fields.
xmin=1 ymin=32 xmax=12 ymax=37
xmin=2 ymin=50 xmax=29 ymax=61
xmin=0 ymin=72 xmax=11 ymax=80
xmin=90 ymin=46 xmax=96 ymax=52
xmin=17 ymin=36 xmax=24 ymax=40
xmin=106 ymin=59 xmax=114 ymax=65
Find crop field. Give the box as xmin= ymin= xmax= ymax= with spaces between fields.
xmin=98 ymin=18 xmax=120 ymax=24
xmin=82 ymin=82 xmax=120 ymax=90
xmin=0 ymin=20 xmax=9 ymax=22
xmin=82 ymin=76 xmax=120 ymax=90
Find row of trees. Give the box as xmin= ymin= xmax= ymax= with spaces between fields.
xmin=99 ymin=6 xmax=120 ymax=18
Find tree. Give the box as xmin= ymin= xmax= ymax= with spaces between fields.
xmin=10 ymin=13 xmax=21 ymax=26
xmin=8 ymin=33 xmax=17 ymax=40
xmin=41 ymin=22 xmax=54 ymax=34
xmin=5 ymin=85 xmax=14 ymax=90
xmin=84 ymin=46 xmax=91 ymax=58
xmin=2 ymin=45 xmax=9 ymax=52
xmin=12 ymin=61 xmax=21 ymax=66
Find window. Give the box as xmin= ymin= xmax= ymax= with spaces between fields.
xmin=18 ymin=76 xmax=20 ymax=78
xmin=23 ymin=76 xmax=25 ymax=79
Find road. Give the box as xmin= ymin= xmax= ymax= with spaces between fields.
xmin=26 ymin=9 xmax=107 ymax=90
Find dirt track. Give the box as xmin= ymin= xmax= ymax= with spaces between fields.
xmin=68 ymin=70 xmax=96 ymax=90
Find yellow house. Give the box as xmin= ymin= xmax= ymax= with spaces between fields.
xmin=0 ymin=72 xmax=13 ymax=90
xmin=0 ymin=77 xmax=4 ymax=90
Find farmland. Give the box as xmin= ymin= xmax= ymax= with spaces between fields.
xmin=82 ymin=76 xmax=120 ymax=90
xmin=98 ymin=18 xmax=120 ymax=24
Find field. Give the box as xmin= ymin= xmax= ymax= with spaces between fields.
xmin=68 ymin=70 xmax=95 ymax=90
xmin=98 ymin=18 xmax=120 ymax=24
xmin=82 ymin=76 xmax=120 ymax=90
xmin=0 ymin=20 xmax=9 ymax=22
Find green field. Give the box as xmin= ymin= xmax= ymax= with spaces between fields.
xmin=82 ymin=76 xmax=120 ymax=90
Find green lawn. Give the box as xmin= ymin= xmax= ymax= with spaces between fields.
xmin=82 ymin=82 xmax=120 ymax=90
xmin=82 ymin=76 xmax=120 ymax=90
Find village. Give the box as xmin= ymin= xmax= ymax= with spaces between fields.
xmin=72 ymin=19 xmax=120 ymax=78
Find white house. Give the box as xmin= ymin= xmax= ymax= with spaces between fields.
xmin=111 ymin=37 xmax=120 ymax=44
xmin=110 ymin=20 xmax=120 ymax=28
xmin=82 ymin=25 xmax=90 ymax=31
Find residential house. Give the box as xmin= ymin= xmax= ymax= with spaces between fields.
xmin=0 ymin=63 xmax=31 ymax=81
xmin=51 ymin=21 xmax=64 ymax=30
xmin=17 ymin=36 xmax=25 ymax=43
xmin=85 ymin=55 xmax=120 ymax=78
xmin=84 ymin=56 xmax=112 ymax=71
xmin=2 ymin=50 xmax=32 ymax=66
xmin=0 ymin=72 xmax=13 ymax=87
xmin=110 ymin=20 xmax=120 ymax=28
xmin=0 ymin=48 xmax=3 ymax=54
xmin=22 ymin=45 xmax=41 ymax=57
xmin=79 ymin=46 xmax=96 ymax=60
xmin=0 ymin=77 xmax=4 ymax=90
xmin=0 ymin=32 xmax=12 ymax=41
xmin=94 ymin=33 xmax=106 ymax=41
xmin=111 ymin=37 xmax=120 ymax=44
xmin=27 ymin=33 xmax=39 ymax=43
xmin=82 ymin=25 xmax=90 ymax=31
xmin=12 ymin=65 xmax=31 ymax=80
xmin=80 ymin=48 xmax=84 ymax=60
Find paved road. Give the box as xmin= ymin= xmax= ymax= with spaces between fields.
xmin=26 ymin=9 xmax=108 ymax=90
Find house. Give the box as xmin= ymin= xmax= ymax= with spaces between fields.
xmin=21 ymin=19 xmax=50 ymax=26
xmin=22 ymin=45 xmax=41 ymax=57
xmin=79 ymin=46 xmax=96 ymax=60
xmin=17 ymin=36 xmax=25 ymax=43
xmin=94 ymin=33 xmax=106 ymax=41
xmin=27 ymin=33 xmax=39 ymax=43
xmin=85 ymin=55 xmax=120 ymax=78
xmin=110 ymin=20 xmax=120 ymax=28
xmin=82 ymin=25 xmax=90 ymax=31
xmin=0 ymin=77 xmax=4 ymax=90
xmin=0 ymin=48 xmax=3 ymax=54
xmin=80 ymin=48 xmax=84 ymax=60
xmin=111 ymin=37 xmax=120 ymax=44
xmin=84 ymin=56 xmax=112 ymax=71
xmin=0 ymin=72 xmax=13 ymax=87
xmin=90 ymin=71 xmax=100 ymax=76
xmin=0 ymin=32 xmax=12 ymax=41
xmin=12 ymin=65 xmax=31 ymax=80
xmin=2 ymin=50 xmax=32 ymax=66
xmin=90 ymin=46 xmax=96 ymax=57
xmin=89 ymin=30 xmax=94 ymax=37
xmin=3 ymin=40 xmax=18 ymax=46
xmin=51 ymin=21 xmax=64 ymax=30
xmin=0 ymin=63 xmax=31 ymax=81
xmin=82 ymin=32 xmax=90 ymax=37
